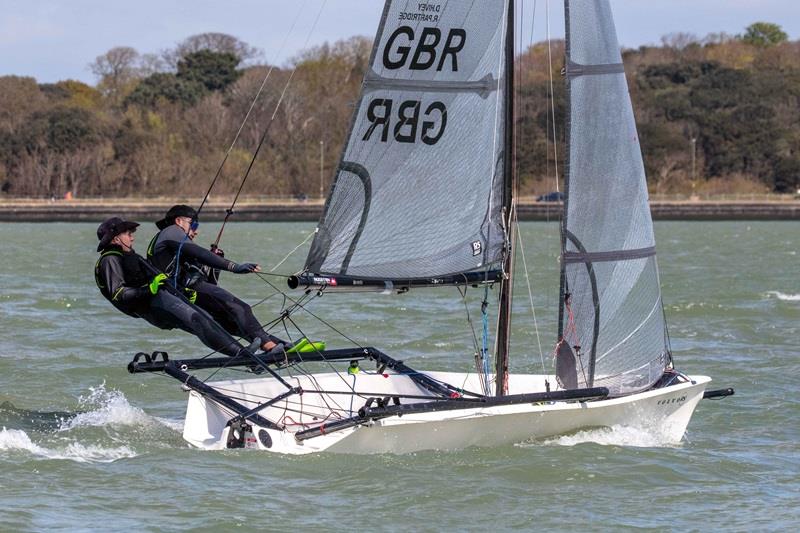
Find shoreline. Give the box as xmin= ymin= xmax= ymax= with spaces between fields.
xmin=0 ymin=199 xmax=798 ymax=221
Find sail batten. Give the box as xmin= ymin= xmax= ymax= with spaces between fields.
xmin=565 ymin=61 xmax=625 ymax=77
xmin=559 ymin=0 xmax=668 ymax=395
xmin=363 ymin=70 xmax=499 ymax=97
xmin=303 ymin=1 xmax=511 ymax=285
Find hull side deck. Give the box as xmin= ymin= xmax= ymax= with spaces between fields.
xmin=182 ymin=370 xmax=711 ymax=454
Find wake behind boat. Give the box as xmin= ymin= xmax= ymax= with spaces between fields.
xmin=129 ymin=0 xmax=732 ymax=454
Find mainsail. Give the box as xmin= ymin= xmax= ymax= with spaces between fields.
xmin=303 ymin=1 xmax=511 ymax=284
xmin=558 ymin=0 xmax=668 ymax=395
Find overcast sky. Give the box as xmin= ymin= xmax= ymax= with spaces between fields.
xmin=1 ymin=0 xmax=797 ymax=85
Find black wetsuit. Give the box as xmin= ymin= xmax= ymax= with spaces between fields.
xmin=147 ymin=226 xmax=279 ymax=346
xmin=94 ymin=245 xmax=246 ymax=357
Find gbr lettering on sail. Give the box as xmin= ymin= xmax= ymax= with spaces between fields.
xmin=362 ymin=20 xmax=465 ymax=146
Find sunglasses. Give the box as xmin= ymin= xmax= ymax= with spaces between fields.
xmin=178 ymin=217 xmax=199 ymax=231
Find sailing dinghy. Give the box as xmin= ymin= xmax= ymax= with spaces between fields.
xmin=129 ymin=0 xmax=731 ymax=454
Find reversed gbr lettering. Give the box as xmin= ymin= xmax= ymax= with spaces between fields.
xmin=383 ymin=26 xmax=467 ymax=71
xmin=362 ymin=99 xmax=447 ymax=145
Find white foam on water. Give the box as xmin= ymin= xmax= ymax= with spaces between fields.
xmin=765 ymin=291 xmax=800 ymax=302
xmin=520 ymin=425 xmax=682 ymax=449
xmin=61 ymin=383 xmax=158 ymax=430
xmin=0 ymin=427 xmax=137 ymax=463
xmin=0 ymin=427 xmax=46 ymax=454
xmin=56 ymin=442 xmax=138 ymax=462
xmin=154 ymin=416 xmax=184 ymax=432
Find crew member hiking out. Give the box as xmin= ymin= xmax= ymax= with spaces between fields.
xmin=94 ymin=217 xmax=258 ymax=358
xmin=147 ymin=205 xmax=288 ymax=354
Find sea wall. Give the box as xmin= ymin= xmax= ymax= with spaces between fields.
xmin=0 ymin=200 xmax=798 ymax=222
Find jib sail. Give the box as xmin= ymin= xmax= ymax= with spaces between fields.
xmin=303 ymin=1 xmax=511 ymax=284
xmin=558 ymin=0 xmax=668 ymax=395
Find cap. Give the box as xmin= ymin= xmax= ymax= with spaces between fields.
xmin=97 ymin=217 xmax=140 ymax=252
xmin=155 ymin=204 xmax=198 ymax=230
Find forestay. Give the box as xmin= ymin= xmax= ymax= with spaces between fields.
xmin=305 ymin=1 xmax=510 ymax=282
xmin=559 ymin=0 xmax=668 ymax=395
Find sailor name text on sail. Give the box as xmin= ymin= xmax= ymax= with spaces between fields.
xmin=397 ymin=3 xmax=443 ymax=23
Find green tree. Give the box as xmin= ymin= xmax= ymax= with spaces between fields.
xmin=164 ymin=33 xmax=260 ymax=69
xmin=125 ymin=73 xmax=206 ymax=108
xmin=773 ymin=156 xmax=800 ymax=193
xmin=741 ymin=22 xmax=788 ymax=47
xmin=177 ymin=50 xmax=242 ymax=92
xmin=0 ymin=76 xmax=47 ymax=131
xmin=688 ymin=67 xmax=780 ymax=181
xmin=22 ymin=107 xmax=102 ymax=154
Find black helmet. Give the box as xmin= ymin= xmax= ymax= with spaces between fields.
xmin=155 ymin=204 xmax=198 ymax=230
xmin=97 ymin=217 xmax=139 ymax=252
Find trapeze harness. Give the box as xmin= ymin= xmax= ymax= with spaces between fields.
xmin=146 ymin=227 xmax=228 ymax=290
xmin=94 ymin=247 xmax=153 ymax=318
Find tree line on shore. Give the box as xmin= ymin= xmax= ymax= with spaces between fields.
xmin=0 ymin=23 xmax=797 ymax=199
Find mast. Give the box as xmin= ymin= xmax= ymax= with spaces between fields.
xmin=557 ymin=0 xmax=571 ymax=343
xmin=495 ymin=0 xmax=515 ymax=396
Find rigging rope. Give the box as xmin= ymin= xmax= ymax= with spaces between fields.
xmin=188 ymin=0 xmax=329 ymax=253
xmin=545 ymin=0 xmax=561 ymax=191
xmin=196 ymin=0 xmax=310 ymax=219
xmin=171 ymin=230 xmax=192 ymax=289
xmin=255 ymin=272 xmax=365 ymax=349
xmin=269 ymin=230 xmax=315 ymax=272
xmin=211 ymin=0 xmax=329 ymax=250
xmin=516 ymin=217 xmax=547 ymax=374
xmin=456 ymin=284 xmax=486 ymax=389
xmin=512 ymin=1 xmax=547 ymax=376
xmin=480 ymin=286 xmax=492 ymax=395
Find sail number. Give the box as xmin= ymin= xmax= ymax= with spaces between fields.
xmin=383 ymin=26 xmax=466 ymax=71
xmin=359 ymin=25 xmax=468 ymax=145
xmin=362 ymin=99 xmax=446 ymax=145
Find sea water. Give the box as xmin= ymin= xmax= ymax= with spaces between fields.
xmin=0 ymin=221 xmax=797 ymax=531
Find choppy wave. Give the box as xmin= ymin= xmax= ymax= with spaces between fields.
xmin=63 ymin=383 xmax=155 ymax=430
xmin=765 ymin=291 xmax=800 ymax=302
xmin=0 ymin=384 xmax=183 ymax=462
xmin=0 ymin=401 xmax=76 ymax=432
xmin=154 ymin=417 xmax=185 ymax=432
xmin=0 ymin=427 xmax=137 ymax=463
xmin=520 ymin=425 xmax=682 ymax=449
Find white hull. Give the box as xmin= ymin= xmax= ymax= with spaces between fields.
xmin=181 ymin=370 xmax=710 ymax=455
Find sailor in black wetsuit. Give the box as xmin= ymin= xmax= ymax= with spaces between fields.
xmin=94 ymin=216 xmax=253 ymax=357
xmin=147 ymin=205 xmax=286 ymax=353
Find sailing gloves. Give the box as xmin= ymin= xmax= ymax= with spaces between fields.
xmin=149 ymin=273 xmax=167 ymax=295
xmin=184 ymin=288 xmax=198 ymax=304
xmin=232 ymin=263 xmax=259 ymax=274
